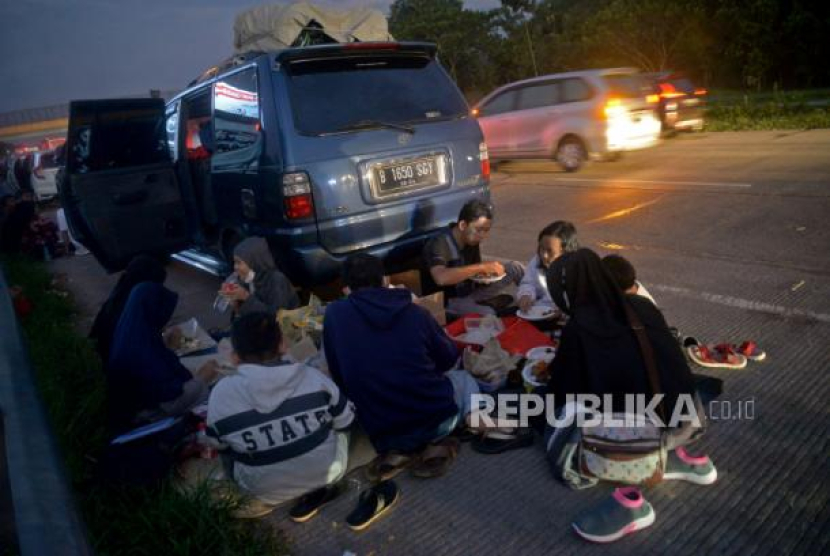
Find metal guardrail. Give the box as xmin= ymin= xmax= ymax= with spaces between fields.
xmin=0 ymin=266 xmax=93 ymax=555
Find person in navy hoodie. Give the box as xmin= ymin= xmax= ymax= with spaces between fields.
xmin=323 ymin=254 xmax=481 ymax=480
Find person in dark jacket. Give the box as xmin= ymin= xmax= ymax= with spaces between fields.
xmin=219 ymin=237 xmax=300 ymax=317
xmin=89 ymin=254 xmax=167 ymax=364
xmin=543 ymin=249 xmax=716 ymax=543
xmin=108 ymin=282 xmax=218 ymax=432
xmin=545 ymin=248 xmax=700 ymax=428
xmin=323 ymin=254 xmax=480 ymax=478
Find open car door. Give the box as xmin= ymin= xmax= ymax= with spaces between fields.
xmin=60 ymin=98 xmax=192 ymax=272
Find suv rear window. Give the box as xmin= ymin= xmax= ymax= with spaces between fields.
xmin=285 ymin=55 xmax=468 ymax=135
xmin=603 ymin=74 xmax=654 ymax=98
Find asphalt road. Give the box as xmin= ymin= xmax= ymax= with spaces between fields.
xmin=49 ymin=129 xmax=830 ymax=555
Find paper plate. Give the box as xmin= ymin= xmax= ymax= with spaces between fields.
xmin=470 ymin=273 xmax=506 ymax=285
xmin=517 ymin=305 xmax=557 ymax=321
xmin=522 ymin=360 xmax=549 ymax=388
xmin=526 ymin=345 xmax=557 ymax=361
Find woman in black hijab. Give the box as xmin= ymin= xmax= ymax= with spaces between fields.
xmin=89 ymin=254 xmax=167 ymax=364
xmin=545 ymin=248 xmax=702 ymax=444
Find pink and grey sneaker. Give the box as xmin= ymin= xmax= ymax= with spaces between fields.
xmin=572 ymin=487 xmax=655 ymax=543
xmin=664 ymin=446 xmax=718 ymax=485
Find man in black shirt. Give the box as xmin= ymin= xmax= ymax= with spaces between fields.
xmin=423 ymin=199 xmax=524 ymax=316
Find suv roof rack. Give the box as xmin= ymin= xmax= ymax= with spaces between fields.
xmin=187 ymin=51 xmax=265 ymax=87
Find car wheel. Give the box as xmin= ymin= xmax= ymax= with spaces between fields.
xmin=556 ymin=137 xmax=586 ymax=172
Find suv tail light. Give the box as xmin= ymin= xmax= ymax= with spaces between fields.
xmin=282 ymin=172 xmax=314 ymax=220
xmin=479 ymin=142 xmax=490 ymax=180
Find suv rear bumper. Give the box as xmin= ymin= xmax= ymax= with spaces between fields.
xmin=268 ymin=228 xmax=444 ymax=286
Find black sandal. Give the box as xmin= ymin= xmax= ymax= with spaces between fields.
xmin=346 ymin=480 xmax=400 ymax=531
xmin=471 ymin=428 xmax=534 ymax=455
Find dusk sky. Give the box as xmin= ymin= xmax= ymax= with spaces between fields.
xmin=0 ymin=0 xmax=500 ymax=114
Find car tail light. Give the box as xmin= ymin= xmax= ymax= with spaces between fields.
xmin=603 ymin=98 xmax=625 ymax=119
xmin=282 ymin=172 xmax=314 ymax=220
xmin=479 ymin=142 xmax=490 ymax=180
xmin=646 ymin=94 xmax=660 ymax=104
xmin=694 ymin=88 xmax=707 ymax=96
xmin=33 ymin=165 xmax=44 ymax=179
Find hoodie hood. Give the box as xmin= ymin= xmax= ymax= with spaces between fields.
xmin=348 ymin=287 xmax=413 ymax=330
xmin=236 ymin=361 xmax=307 ymax=412
xmin=122 ymin=282 xmax=178 ymax=333
xmin=234 ymin=237 xmax=276 ymax=276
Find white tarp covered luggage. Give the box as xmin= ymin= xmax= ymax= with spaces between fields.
xmin=233 ymin=2 xmax=393 ymax=54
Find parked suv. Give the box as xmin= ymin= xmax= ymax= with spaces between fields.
xmin=472 ymin=68 xmax=661 ymax=171
xmin=60 ymin=42 xmax=490 ymax=285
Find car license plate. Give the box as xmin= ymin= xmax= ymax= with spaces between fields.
xmin=375 ymin=157 xmax=441 ymax=193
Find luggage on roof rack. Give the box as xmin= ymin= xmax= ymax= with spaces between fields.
xmin=232 ymin=2 xmax=392 ymax=54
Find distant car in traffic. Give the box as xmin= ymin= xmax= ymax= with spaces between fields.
xmin=30 ymin=150 xmax=60 ymax=201
xmin=472 ymin=68 xmax=661 ymax=172
xmin=4 ymin=151 xmax=60 ymax=201
xmin=643 ymin=72 xmax=707 ymax=133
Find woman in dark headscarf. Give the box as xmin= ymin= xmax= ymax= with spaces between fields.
xmin=89 ymin=254 xmax=167 ymax=364
xmin=108 ymin=282 xmax=217 ymax=432
xmin=544 ymin=249 xmax=714 ymax=543
xmin=219 ymin=237 xmax=300 ymax=316
xmin=545 ymin=248 xmax=699 ymax=430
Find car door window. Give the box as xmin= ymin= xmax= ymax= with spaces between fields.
xmin=212 ymin=67 xmax=261 ymax=170
xmin=560 ymin=78 xmax=593 ymax=103
xmin=481 ymin=90 xmax=519 ymax=117
xmin=517 ymin=82 xmax=559 ymax=111
xmin=67 ymin=104 xmax=169 ymax=174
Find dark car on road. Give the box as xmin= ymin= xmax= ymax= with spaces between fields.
xmin=59 ymin=42 xmax=490 ymax=286
xmin=644 ymin=72 xmax=707 ymax=133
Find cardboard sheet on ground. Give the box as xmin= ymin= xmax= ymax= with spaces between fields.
xmin=180 ymin=338 xmax=236 ymax=383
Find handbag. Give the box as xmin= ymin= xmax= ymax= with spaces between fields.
xmin=576 ymin=301 xmax=668 ymax=486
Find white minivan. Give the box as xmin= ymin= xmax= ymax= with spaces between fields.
xmin=473 ymin=68 xmax=661 ymax=172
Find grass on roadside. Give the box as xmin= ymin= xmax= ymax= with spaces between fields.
xmin=705 ymin=89 xmax=830 ymax=131
xmin=1 ymin=255 xmax=290 ymax=556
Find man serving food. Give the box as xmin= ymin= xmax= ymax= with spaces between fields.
xmin=423 ymin=199 xmax=524 ymax=316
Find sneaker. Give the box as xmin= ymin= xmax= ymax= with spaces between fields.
xmin=346 ymin=480 xmax=400 ymax=532
xmin=664 ymin=446 xmax=717 ymax=485
xmin=572 ymin=487 xmax=655 ymax=543
xmin=288 ymin=483 xmax=343 ymax=523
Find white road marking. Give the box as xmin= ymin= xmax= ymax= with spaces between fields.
xmin=547 ymin=177 xmax=753 ymax=188
xmin=650 ymin=284 xmax=830 ymax=324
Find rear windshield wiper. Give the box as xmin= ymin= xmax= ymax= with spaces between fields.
xmin=322 ymin=119 xmax=416 ymax=136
